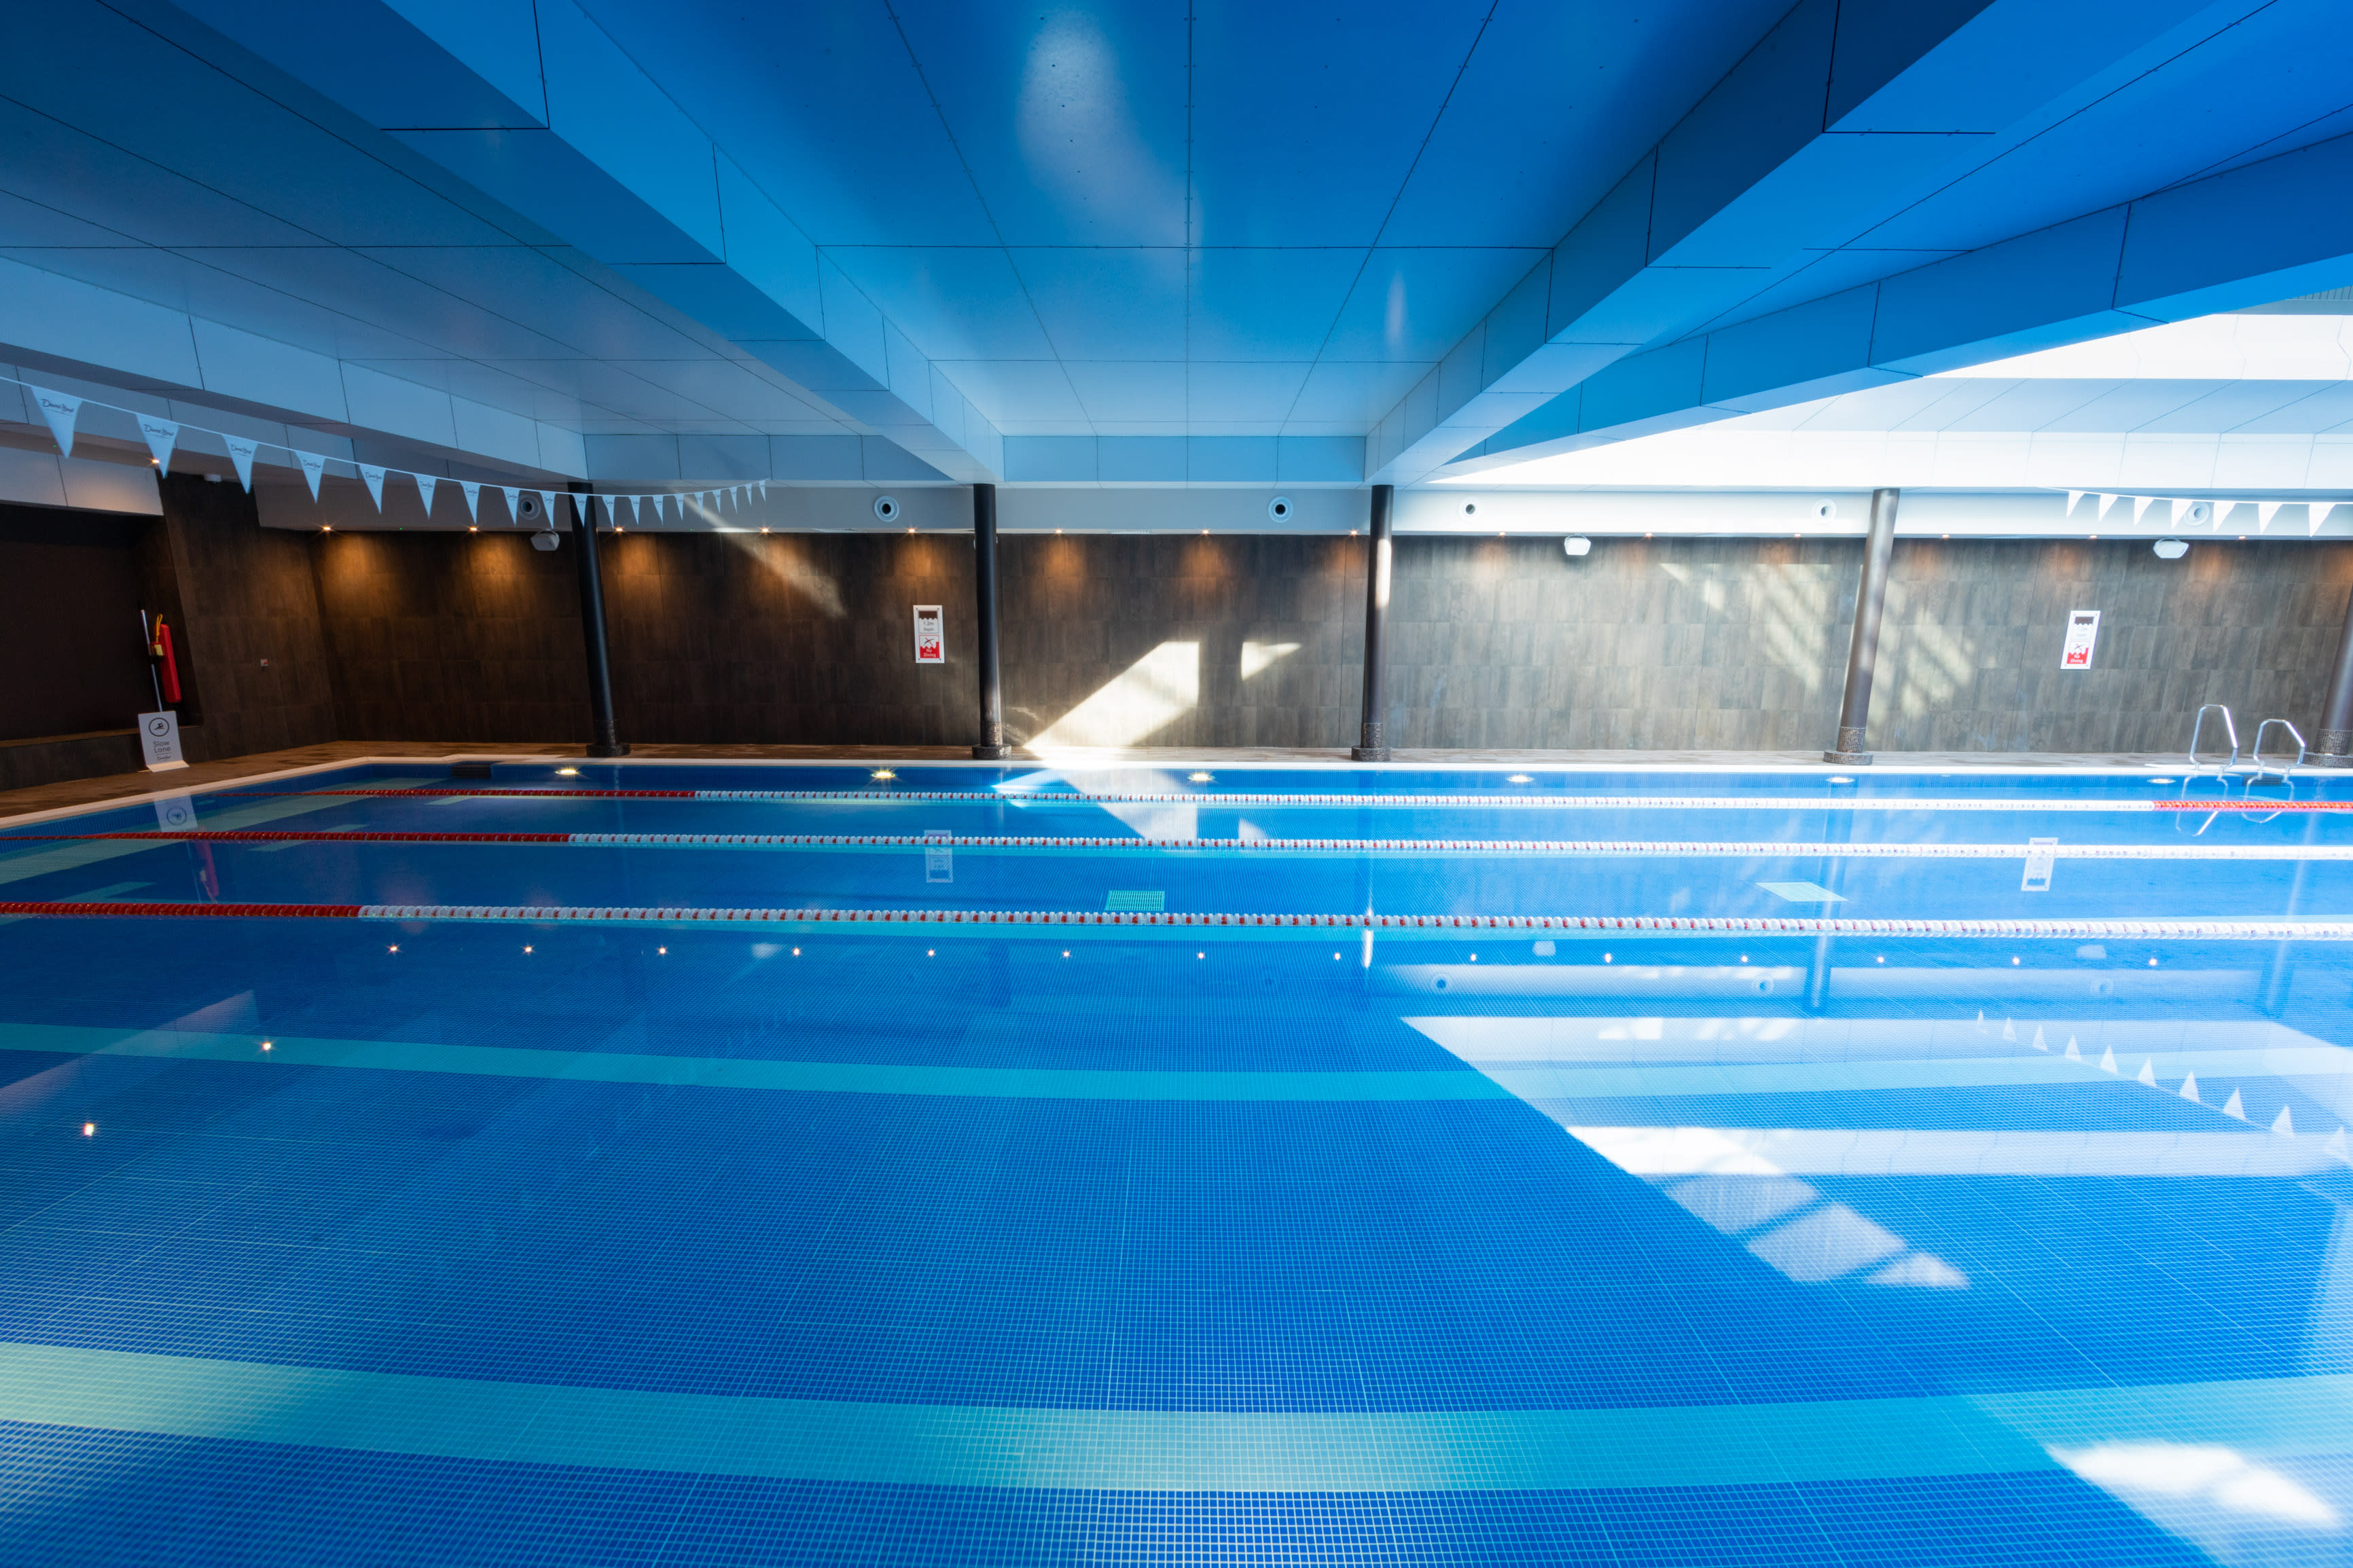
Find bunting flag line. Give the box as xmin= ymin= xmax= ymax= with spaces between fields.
xmin=537 ymin=490 xmax=559 ymax=526
xmin=31 ymin=387 xmax=81 ymax=457
xmin=2060 ymin=490 xmax=2351 ymax=535
xmin=137 ymin=416 xmax=179 ymax=472
xmin=0 ymin=371 xmax=779 ymax=524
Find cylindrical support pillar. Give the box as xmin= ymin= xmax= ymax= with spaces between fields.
xmin=1351 ymin=484 xmax=1396 ymax=762
xmin=1825 ymin=486 xmax=1900 ymax=765
xmin=569 ymin=488 xmax=628 ymax=758
xmin=2316 ymin=586 xmax=2353 ymax=766
xmin=971 ymin=483 xmax=1009 ymax=759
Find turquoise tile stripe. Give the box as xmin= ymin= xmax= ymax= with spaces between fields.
xmin=13 ymin=1021 xmax=2333 ymax=1102
xmin=7 ymin=1341 xmax=2350 ymax=1492
xmin=0 ymin=1023 xmax=1513 ymax=1102
xmin=0 ymin=1341 xmax=2053 ymax=1491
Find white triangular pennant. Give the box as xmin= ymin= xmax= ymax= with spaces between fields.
xmin=2312 ymin=502 xmax=2339 ymax=536
xmin=31 ymin=387 xmax=81 ymax=457
xmin=2132 ymin=495 xmax=2155 ymax=524
xmin=2257 ymin=500 xmax=2283 ymax=530
xmin=137 ymin=416 xmax=179 ymax=473
xmin=574 ymin=492 xmax=595 ymax=524
xmin=2274 ymin=1106 xmax=2296 ymax=1137
xmin=415 ymin=474 xmax=437 ymax=516
xmin=2001 ymin=1017 xmax=2016 ymax=1042
xmin=2223 ymin=1087 xmax=2246 ymax=1120
xmin=224 ymin=436 xmax=258 ymax=492
xmin=2064 ymin=490 xmax=2085 ymax=514
xmin=2170 ymin=497 xmax=2192 ymax=524
xmin=500 ymin=486 xmax=520 ymax=523
xmin=359 ymin=464 xmax=387 ymax=510
xmin=628 ymin=494 xmax=643 ymax=524
xmin=2095 ymin=493 xmax=2120 ymax=519
xmin=460 ymin=481 xmax=481 ymax=522
xmin=2137 ymin=1058 xmax=2157 ymax=1085
xmin=2099 ymin=1046 xmax=2117 ymax=1073
xmin=756 ymin=479 xmax=768 ymax=500
xmin=2030 ymin=1024 xmax=2046 ymax=1051
xmin=537 ymin=490 xmax=560 ymax=526
xmin=2209 ymin=499 xmax=2232 ymax=528
xmin=2064 ymin=1036 xmax=2081 ymax=1061
xmin=2178 ymin=1072 xmax=2200 ymax=1104
xmin=296 ymin=451 xmax=327 ymax=501
xmin=2331 ymin=1129 xmax=2352 ymax=1165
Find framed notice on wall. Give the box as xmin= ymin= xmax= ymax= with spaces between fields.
xmin=912 ymin=605 xmax=944 ymax=664
xmin=2060 ymin=610 xmax=2101 ymax=670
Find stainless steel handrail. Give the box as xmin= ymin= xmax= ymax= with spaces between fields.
xmin=2251 ymin=718 xmax=2306 ymax=780
xmin=2189 ymin=704 xmax=2239 ymax=773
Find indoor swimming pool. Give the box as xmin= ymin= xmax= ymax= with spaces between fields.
xmin=2 ymin=759 xmax=2352 ymax=1565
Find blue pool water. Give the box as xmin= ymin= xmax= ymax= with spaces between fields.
xmin=2 ymin=760 xmax=2352 ymax=1565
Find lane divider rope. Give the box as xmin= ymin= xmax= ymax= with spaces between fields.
xmin=198 ymin=787 xmax=2343 ymax=812
xmin=3 ymin=900 xmax=2350 ymax=939
xmin=12 ymin=829 xmax=2353 ymax=860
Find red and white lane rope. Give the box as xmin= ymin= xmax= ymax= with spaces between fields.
xmin=2 ymin=900 xmax=2350 ymax=940
xmin=208 ymin=787 xmax=2353 ymax=812
xmin=14 ymin=828 xmax=2353 ymax=860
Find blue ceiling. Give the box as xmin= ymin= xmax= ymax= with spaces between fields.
xmin=516 ymin=0 xmax=1795 ymax=435
xmin=1 ymin=0 xmax=2350 ymax=486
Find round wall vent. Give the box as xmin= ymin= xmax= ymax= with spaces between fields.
xmin=1266 ymin=495 xmax=1295 ymax=523
xmin=873 ymin=494 xmax=901 ymax=523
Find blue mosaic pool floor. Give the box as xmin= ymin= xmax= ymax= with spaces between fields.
xmin=1 ymin=761 xmax=2350 ymax=1564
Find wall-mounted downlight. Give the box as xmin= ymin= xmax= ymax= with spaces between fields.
xmin=1266 ymin=495 xmax=1294 ymax=523
xmin=1563 ymin=536 xmax=1593 ymax=558
xmin=2153 ymin=538 xmax=2189 ymax=560
xmin=873 ymin=494 xmax=901 ymax=523
xmin=529 ymin=531 xmax=560 ymax=552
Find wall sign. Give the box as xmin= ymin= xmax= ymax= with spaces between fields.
xmin=912 ymin=605 xmax=944 ymax=664
xmin=138 ymin=710 xmax=187 ymax=771
xmin=2060 ymin=610 xmax=2101 ymax=670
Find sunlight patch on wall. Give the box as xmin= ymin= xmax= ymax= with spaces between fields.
xmin=1240 ymin=640 xmax=1299 ymax=679
xmin=1032 ymin=640 xmax=1200 ymax=748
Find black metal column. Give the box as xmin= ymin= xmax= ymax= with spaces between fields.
xmin=1351 ymin=484 xmax=1395 ymax=762
xmin=1825 ymin=486 xmax=1900 ymax=765
xmin=971 ymin=483 xmax=1009 ymax=759
xmin=569 ymin=487 xmax=628 ymax=757
xmin=2316 ymin=585 xmax=2353 ymax=766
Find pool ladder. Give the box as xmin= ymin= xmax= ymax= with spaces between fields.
xmin=2182 ymin=706 xmax=2305 ymax=828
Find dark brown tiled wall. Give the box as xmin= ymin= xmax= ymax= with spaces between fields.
xmin=601 ymin=530 xmax=979 ymax=745
xmin=156 ymin=476 xmax=338 ymax=762
xmin=1001 ymin=534 xmax=1364 ymax=748
xmin=287 ymin=526 xmax=2353 ymax=755
xmin=311 ymin=529 xmax=588 ymax=743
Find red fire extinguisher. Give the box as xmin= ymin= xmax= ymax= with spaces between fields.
xmin=147 ymin=614 xmax=181 ymax=704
